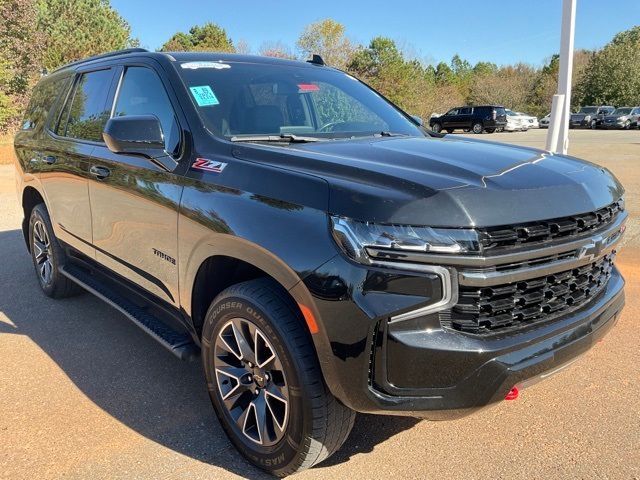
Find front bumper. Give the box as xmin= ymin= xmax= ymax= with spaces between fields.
xmin=601 ymin=122 xmax=627 ymax=129
xmin=305 ymin=212 xmax=626 ymax=419
xmin=368 ymin=268 xmax=623 ymax=419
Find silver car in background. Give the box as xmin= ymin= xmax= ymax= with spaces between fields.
xmin=601 ymin=107 xmax=640 ymax=130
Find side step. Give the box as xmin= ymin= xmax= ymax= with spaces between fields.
xmin=60 ymin=264 xmax=199 ymax=361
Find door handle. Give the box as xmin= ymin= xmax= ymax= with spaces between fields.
xmin=90 ymin=165 xmax=111 ymax=180
xmin=42 ymin=155 xmax=57 ymax=165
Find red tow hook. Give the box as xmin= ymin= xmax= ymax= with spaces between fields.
xmin=505 ymin=386 xmax=520 ymax=401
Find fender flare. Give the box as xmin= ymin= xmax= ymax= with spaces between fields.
xmin=180 ymin=235 xmax=348 ymax=403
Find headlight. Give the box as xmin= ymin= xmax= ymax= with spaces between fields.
xmin=584 ymin=115 xmax=592 ymax=121
xmin=331 ymin=215 xmax=480 ymax=263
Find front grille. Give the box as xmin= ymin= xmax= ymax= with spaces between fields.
xmin=450 ymin=253 xmax=616 ymax=334
xmin=478 ymin=199 xmax=624 ymax=253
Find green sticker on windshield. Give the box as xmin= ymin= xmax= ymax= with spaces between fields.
xmin=190 ymin=85 xmax=219 ymax=106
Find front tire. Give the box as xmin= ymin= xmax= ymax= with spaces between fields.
xmin=201 ymin=279 xmax=355 ymax=477
xmin=29 ymin=204 xmax=81 ymax=298
xmin=590 ymin=120 xmax=597 ymax=129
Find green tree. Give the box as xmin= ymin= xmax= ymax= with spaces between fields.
xmin=296 ymin=19 xmax=354 ymax=69
xmin=37 ymin=0 xmax=135 ymax=71
xmin=160 ymin=22 xmax=234 ymax=52
xmin=348 ymin=37 xmax=435 ymax=117
xmin=472 ymin=61 xmax=498 ymax=76
xmin=574 ymin=26 xmax=640 ymax=106
xmin=0 ymin=0 xmax=43 ymax=131
xmin=435 ymin=62 xmax=455 ymax=85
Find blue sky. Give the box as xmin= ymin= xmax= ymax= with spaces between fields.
xmin=110 ymin=0 xmax=640 ymax=66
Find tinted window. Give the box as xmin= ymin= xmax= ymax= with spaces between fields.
xmin=177 ymin=62 xmax=422 ymax=139
xmin=459 ymin=107 xmax=472 ymax=115
xmin=446 ymin=109 xmax=459 ymax=116
xmin=21 ymin=75 xmax=71 ymax=131
xmin=60 ymin=69 xmax=113 ymax=142
xmin=113 ymin=67 xmax=180 ymax=155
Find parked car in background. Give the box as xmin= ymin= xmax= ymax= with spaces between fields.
xmin=517 ymin=112 xmax=539 ymax=129
xmin=570 ymin=106 xmax=615 ymax=129
xmin=429 ymin=105 xmax=507 ymax=134
xmin=539 ymin=113 xmax=550 ymax=128
xmin=601 ymin=107 xmax=640 ymax=130
xmin=504 ymin=109 xmax=528 ymax=132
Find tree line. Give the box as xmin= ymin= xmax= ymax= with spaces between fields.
xmin=0 ymin=0 xmax=638 ymax=134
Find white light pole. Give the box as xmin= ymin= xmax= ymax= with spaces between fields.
xmin=546 ymin=0 xmax=577 ymax=155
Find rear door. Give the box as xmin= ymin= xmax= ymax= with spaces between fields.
xmin=87 ymin=61 xmax=186 ymax=306
xmin=458 ymin=107 xmax=473 ymax=128
xmin=39 ymin=67 xmax=116 ymax=258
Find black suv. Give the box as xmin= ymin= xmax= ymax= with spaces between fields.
xmin=429 ymin=105 xmax=507 ymax=134
xmin=14 ymin=49 xmax=626 ymax=476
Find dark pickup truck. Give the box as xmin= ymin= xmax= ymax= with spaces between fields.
xmin=14 ymin=49 xmax=626 ymax=476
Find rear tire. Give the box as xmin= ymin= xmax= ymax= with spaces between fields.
xmin=201 ymin=278 xmax=355 ymax=477
xmin=472 ymin=122 xmax=484 ymax=134
xmin=485 ymin=128 xmax=496 ymax=133
xmin=445 ymin=128 xmax=454 ymax=134
xmin=431 ymin=122 xmax=442 ymax=133
xmin=28 ymin=204 xmax=82 ymax=298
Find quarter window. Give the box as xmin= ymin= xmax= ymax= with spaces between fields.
xmin=60 ymin=69 xmax=113 ymax=142
xmin=113 ymin=67 xmax=180 ymax=156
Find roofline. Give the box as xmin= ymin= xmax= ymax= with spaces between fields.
xmin=51 ymin=48 xmax=150 ymax=74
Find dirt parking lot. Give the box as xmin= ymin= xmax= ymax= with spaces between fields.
xmin=1 ymin=129 xmax=639 ymax=479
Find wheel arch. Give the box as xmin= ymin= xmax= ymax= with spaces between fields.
xmin=21 ymin=186 xmax=46 ymax=252
xmin=184 ymin=240 xmax=346 ymax=402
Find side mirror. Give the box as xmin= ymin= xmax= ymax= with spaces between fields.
xmin=103 ymin=115 xmax=166 ymax=158
xmin=411 ymin=114 xmax=424 ymax=126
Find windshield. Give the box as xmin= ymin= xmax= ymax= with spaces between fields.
xmin=176 ymin=60 xmax=423 ymax=140
xmin=613 ymin=108 xmax=632 ymax=115
xmin=579 ymin=107 xmax=598 ymax=114
xmin=506 ymin=110 xmax=516 ymax=116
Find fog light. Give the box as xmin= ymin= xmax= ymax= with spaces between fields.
xmin=505 ymin=386 xmax=519 ymax=401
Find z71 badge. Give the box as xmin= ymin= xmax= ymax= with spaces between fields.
xmin=191 ymin=158 xmax=227 ymax=173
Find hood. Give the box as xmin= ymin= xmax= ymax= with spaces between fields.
xmin=232 ymin=136 xmax=623 ymax=228
xmin=604 ymin=114 xmax=628 ymax=120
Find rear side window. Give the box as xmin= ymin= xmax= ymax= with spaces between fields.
xmin=113 ymin=67 xmax=180 ymax=155
xmin=21 ymin=76 xmax=71 ymax=131
xmin=459 ymin=107 xmax=472 ymax=115
xmin=58 ymin=69 xmax=113 ymax=142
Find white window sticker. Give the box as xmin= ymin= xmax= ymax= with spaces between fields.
xmin=181 ymin=61 xmax=231 ymax=70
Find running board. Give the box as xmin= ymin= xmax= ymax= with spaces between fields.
xmin=60 ymin=264 xmax=199 ymax=361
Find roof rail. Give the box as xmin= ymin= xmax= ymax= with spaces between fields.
xmin=51 ymin=48 xmax=149 ymax=73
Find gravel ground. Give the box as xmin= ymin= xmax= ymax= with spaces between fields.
xmin=1 ymin=129 xmax=639 ymax=479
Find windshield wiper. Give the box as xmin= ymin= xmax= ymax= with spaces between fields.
xmin=230 ymin=134 xmax=322 ymax=143
xmin=377 ymin=131 xmax=408 ymax=137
